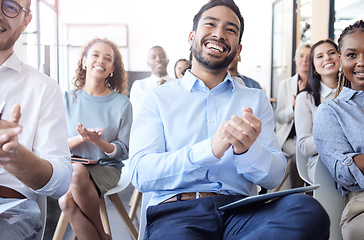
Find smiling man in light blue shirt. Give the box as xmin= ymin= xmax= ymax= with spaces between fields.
xmin=129 ymin=0 xmax=329 ymax=239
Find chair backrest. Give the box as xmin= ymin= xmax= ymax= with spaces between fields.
xmin=296 ymin=145 xmax=313 ymax=185
xmin=138 ymin=192 xmax=152 ymax=240
xmin=313 ymin=157 xmax=345 ymax=240
xmin=35 ymin=195 xmax=47 ymax=240
xmin=104 ymin=159 xmax=131 ymax=196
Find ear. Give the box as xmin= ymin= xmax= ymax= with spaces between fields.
xmin=22 ymin=13 xmax=32 ymax=32
xmin=237 ymin=44 xmax=242 ymax=62
xmin=188 ymin=31 xmax=195 ymax=46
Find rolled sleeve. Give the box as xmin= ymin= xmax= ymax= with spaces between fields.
xmin=35 ymin=157 xmax=72 ymax=198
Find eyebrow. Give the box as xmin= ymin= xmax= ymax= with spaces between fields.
xmin=315 ymin=48 xmax=337 ymax=56
xmin=91 ymin=50 xmax=113 ymax=58
xmin=344 ymin=48 xmax=357 ymax=53
xmin=203 ymin=16 xmax=240 ymax=32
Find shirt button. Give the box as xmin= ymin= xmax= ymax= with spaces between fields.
xmin=211 ymin=176 xmax=215 ymax=180
xmin=210 ymin=119 xmax=215 ymax=123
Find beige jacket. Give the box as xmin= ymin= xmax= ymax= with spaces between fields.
xmin=275 ymin=74 xmax=298 ymax=148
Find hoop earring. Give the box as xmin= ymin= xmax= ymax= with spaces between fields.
xmin=110 ymin=73 xmax=113 ymax=77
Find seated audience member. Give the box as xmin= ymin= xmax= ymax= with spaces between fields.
xmin=0 ymin=0 xmax=72 ymax=239
xmin=228 ymin=51 xmax=261 ymax=89
xmin=129 ymin=0 xmax=329 ymax=239
xmin=295 ymin=39 xmax=339 ymax=182
xmin=59 ymin=38 xmax=132 ymax=240
xmin=129 ymin=46 xmax=174 ymax=114
xmin=313 ymin=20 xmax=364 ymax=240
xmin=275 ymin=42 xmax=311 ymax=188
xmin=174 ymin=58 xmax=191 ymax=79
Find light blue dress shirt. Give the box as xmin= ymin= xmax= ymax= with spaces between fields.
xmin=313 ymin=87 xmax=364 ymax=196
xmin=129 ymin=70 xmax=286 ymax=206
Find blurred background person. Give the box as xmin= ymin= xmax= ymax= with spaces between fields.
xmin=275 ymin=42 xmax=311 ymax=188
xmin=228 ymin=51 xmax=262 ymax=89
xmin=174 ymin=58 xmax=191 ymax=79
xmin=295 ymin=39 xmax=339 ymax=182
xmin=59 ymin=38 xmax=132 ymax=240
xmin=130 ymin=46 xmax=175 ymax=114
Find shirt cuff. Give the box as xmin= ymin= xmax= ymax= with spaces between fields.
xmin=346 ymin=153 xmax=364 ymax=189
xmin=233 ymin=139 xmax=264 ymax=167
xmin=190 ymin=138 xmax=220 ymax=168
xmin=105 ymin=143 xmax=117 ymax=158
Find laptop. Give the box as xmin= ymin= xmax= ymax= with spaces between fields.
xmin=218 ymin=185 xmax=320 ymax=211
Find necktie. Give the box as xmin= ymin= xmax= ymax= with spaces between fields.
xmin=158 ymin=77 xmax=165 ymax=85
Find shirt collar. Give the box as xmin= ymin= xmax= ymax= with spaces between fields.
xmin=0 ymin=53 xmax=22 ymax=73
xmin=181 ymin=70 xmax=235 ymax=92
xmin=150 ymin=73 xmax=173 ymax=83
xmin=320 ymin=81 xmax=336 ymax=98
xmin=338 ymin=87 xmax=363 ymax=101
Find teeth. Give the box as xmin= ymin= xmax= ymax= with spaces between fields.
xmin=206 ymin=43 xmax=223 ymax=53
xmin=355 ymin=72 xmax=364 ymax=76
xmin=93 ymin=66 xmax=105 ymax=71
xmin=324 ymin=63 xmax=334 ymax=68
xmin=0 ymin=27 xmax=6 ymax=32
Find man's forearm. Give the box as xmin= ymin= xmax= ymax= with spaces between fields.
xmin=4 ymin=144 xmax=53 ymax=191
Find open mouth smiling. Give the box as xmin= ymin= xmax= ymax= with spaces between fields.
xmin=0 ymin=27 xmax=6 ymax=33
xmin=206 ymin=42 xmax=225 ymax=53
xmin=93 ymin=66 xmax=105 ymax=71
xmin=354 ymin=71 xmax=364 ymax=78
xmin=323 ymin=63 xmax=335 ymax=69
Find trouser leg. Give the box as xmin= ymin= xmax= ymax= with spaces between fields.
xmin=341 ymin=191 xmax=364 ymax=240
xmin=222 ymin=193 xmax=329 ymax=240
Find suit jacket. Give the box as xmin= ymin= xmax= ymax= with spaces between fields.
xmin=275 ymin=74 xmax=298 ymax=147
xmin=238 ymin=73 xmax=262 ymax=89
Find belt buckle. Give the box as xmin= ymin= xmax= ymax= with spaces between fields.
xmin=196 ymin=192 xmax=200 ymax=199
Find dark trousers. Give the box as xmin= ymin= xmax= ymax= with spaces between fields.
xmin=144 ymin=193 xmax=329 ymax=240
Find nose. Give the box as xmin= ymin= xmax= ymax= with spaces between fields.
xmin=326 ymin=52 xmax=335 ymax=62
xmin=357 ymin=54 xmax=364 ymax=66
xmin=303 ymin=55 xmax=309 ymax=63
xmin=96 ymin=57 xmax=104 ymax=64
xmin=212 ymin=26 xmax=226 ymax=40
xmin=155 ymin=56 xmax=162 ymax=62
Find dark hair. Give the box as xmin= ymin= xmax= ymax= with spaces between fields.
xmin=73 ymin=38 xmax=129 ymax=97
xmin=336 ymin=19 xmax=364 ymax=97
xmin=192 ymin=0 xmax=244 ymax=44
xmin=174 ymin=59 xmax=191 ymax=78
xmin=305 ymin=39 xmax=338 ymax=106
